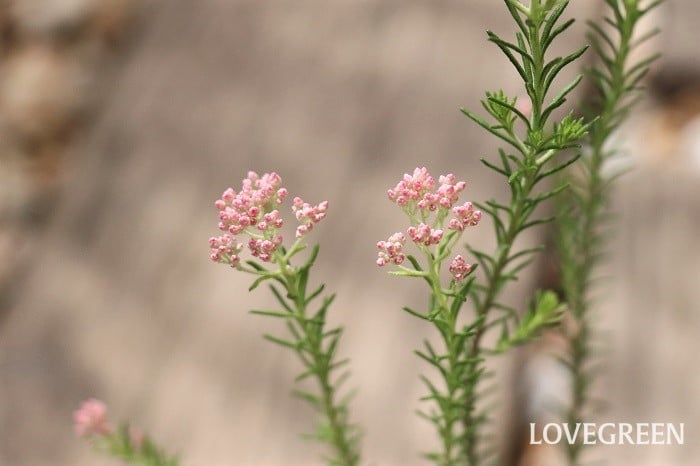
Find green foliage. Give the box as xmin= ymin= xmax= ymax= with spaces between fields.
xmin=496 ymin=291 xmax=565 ymax=352
xmin=246 ymin=244 xmax=361 ymax=466
xmin=402 ymin=248 xmax=481 ymax=466
xmin=456 ymin=0 xmax=589 ymax=463
xmin=554 ymin=1 xmax=662 ymax=464
xmin=95 ymin=424 xmax=179 ymax=466
xmin=384 ymin=1 xmax=588 ymax=465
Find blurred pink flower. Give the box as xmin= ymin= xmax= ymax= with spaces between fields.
xmin=73 ymin=399 xmax=111 ymax=437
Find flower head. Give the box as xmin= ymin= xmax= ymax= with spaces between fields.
xmin=292 ymin=197 xmax=329 ymax=238
xmin=377 ymin=232 xmax=406 ymax=266
xmin=449 ymin=255 xmax=473 ymax=281
xmin=448 ymin=202 xmax=482 ymax=231
xmin=377 ymin=167 xmax=480 ymax=274
xmin=407 ymin=223 xmax=443 ymax=246
xmin=215 ymin=171 xmax=287 ymax=237
xmin=387 ymin=167 xmax=435 ymax=207
xmin=388 ymin=167 xmax=470 ymax=214
xmin=73 ymin=399 xmax=111 ymax=437
xmin=208 ymin=234 xmax=243 ymax=266
xmin=210 ymin=171 xmax=328 ymax=266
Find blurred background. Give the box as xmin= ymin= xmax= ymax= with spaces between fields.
xmin=0 ymin=1 xmax=698 ymax=465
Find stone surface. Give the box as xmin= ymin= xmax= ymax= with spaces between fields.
xmin=9 ymin=0 xmax=95 ymax=38
xmin=0 ymin=45 xmax=88 ymax=141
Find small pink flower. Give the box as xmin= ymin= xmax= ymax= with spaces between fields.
xmin=210 ymin=172 xmax=330 ymax=266
xmin=436 ymin=174 xmax=467 ymax=209
xmin=449 ymin=255 xmax=472 ymax=281
xmin=292 ymin=197 xmax=329 ymax=238
xmin=388 ymin=168 xmax=470 ymax=217
xmin=248 ymin=235 xmax=283 ymax=262
xmin=73 ymin=399 xmax=111 ymax=437
xmin=377 ymin=232 xmax=406 ymax=266
xmin=407 ymin=223 xmax=444 ymax=246
xmin=378 ymin=168 xmax=481 ymax=273
xmin=276 ymin=188 xmax=288 ymax=203
xmin=209 ymin=234 xmax=243 ymax=266
xmin=449 ymin=202 xmax=482 ymax=231
xmin=214 ymin=172 xmax=286 ymax=235
xmin=388 ymin=167 xmax=436 ymax=206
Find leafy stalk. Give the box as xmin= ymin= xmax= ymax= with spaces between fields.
xmin=398 ymin=233 xmax=481 ymax=466
xmin=378 ymin=4 xmax=583 ymax=456
xmin=555 ymin=1 xmax=661 ymax=464
xmin=206 ymin=173 xmax=361 ymax=466
xmin=77 ymin=416 xmax=179 ymax=466
xmin=247 ymin=243 xmax=362 ymax=466
xmin=102 ymin=425 xmax=179 ymax=466
xmin=460 ymin=1 xmax=588 ymax=462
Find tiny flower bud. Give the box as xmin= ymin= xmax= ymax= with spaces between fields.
xmin=73 ymin=399 xmax=111 ymax=437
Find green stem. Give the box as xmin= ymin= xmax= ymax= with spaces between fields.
xmin=462 ymin=6 xmax=554 ymax=460
xmin=426 ymin=250 xmax=463 ymax=466
xmin=280 ymin=258 xmax=359 ymax=466
xmin=463 ymin=167 xmax=538 ymax=464
xmin=558 ymin=2 xmax=651 ymax=465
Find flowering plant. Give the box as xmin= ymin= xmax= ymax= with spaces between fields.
xmin=74 ymin=1 xmax=659 ymax=465
xmin=209 ymin=171 xmax=361 ymax=466
xmin=374 ymin=1 xmax=589 ymax=461
xmin=73 ymin=399 xmax=178 ymax=466
xmin=555 ymin=1 xmax=662 ymax=464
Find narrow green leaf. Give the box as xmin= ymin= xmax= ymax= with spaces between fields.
xmin=402 ymin=306 xmax=431 ymax=321
xmin=263 ymin=333 xmax=299 ymax=350
xmin=269 ymin=284 xmax=294 ymax=312
xmin=461 ymin=108 xmax=523 ymax=151
xmin=249 ymin=309 xmax=292 ymax=319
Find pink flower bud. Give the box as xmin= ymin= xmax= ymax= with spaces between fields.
xmin=73 ymin=399 xmax=111 ymax=437
xmin=449 ymin=255 xmax=472 ymax=281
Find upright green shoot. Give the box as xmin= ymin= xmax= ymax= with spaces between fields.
xmin=555 ymin=1 xmax=662 ymax=464
xmin=460 ymin=0 xmax=589 ymax=462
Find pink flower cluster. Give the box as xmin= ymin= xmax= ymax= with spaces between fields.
xmin=210 ymin=171 xmax=329 ymax=265
xmin=387 ymin=168 xmax=467 ymax=212
xmin=73 ymin=399 xmax=111 ymax=437
xmin=376 ymin=233 xmax=406 ymax=266
xmin=293 ymin=197 xmax=329 ymax=238
xmin=74 ymin=399 xmax=144 ymax=448
xmin=215 ymin=171 xmax=287 ymax=236
xmin=248 ymin=235 xmax=283 ymax=262
xmin=378 ymin=168 xmax=480 ymax=281
xmin=449 ymin=255 xmax=472 ymax=282
xmin=209 ymin=234 xmax=244 ymax=266
xmin=407 ymin=223 xmax=443 ymax=246
xmin=448 ymin=202 xmax=482 ymax=231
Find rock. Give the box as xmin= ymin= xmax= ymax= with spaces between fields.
xmin=0 ymin=147 xmax=32 ymax=223
xmin=9 ymin=0 xmax=95 ymax=38
xmin=90 ymin=0 xmax=135 ymax=43
xmin=0 ymin=45 xmax=91 ymax=142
